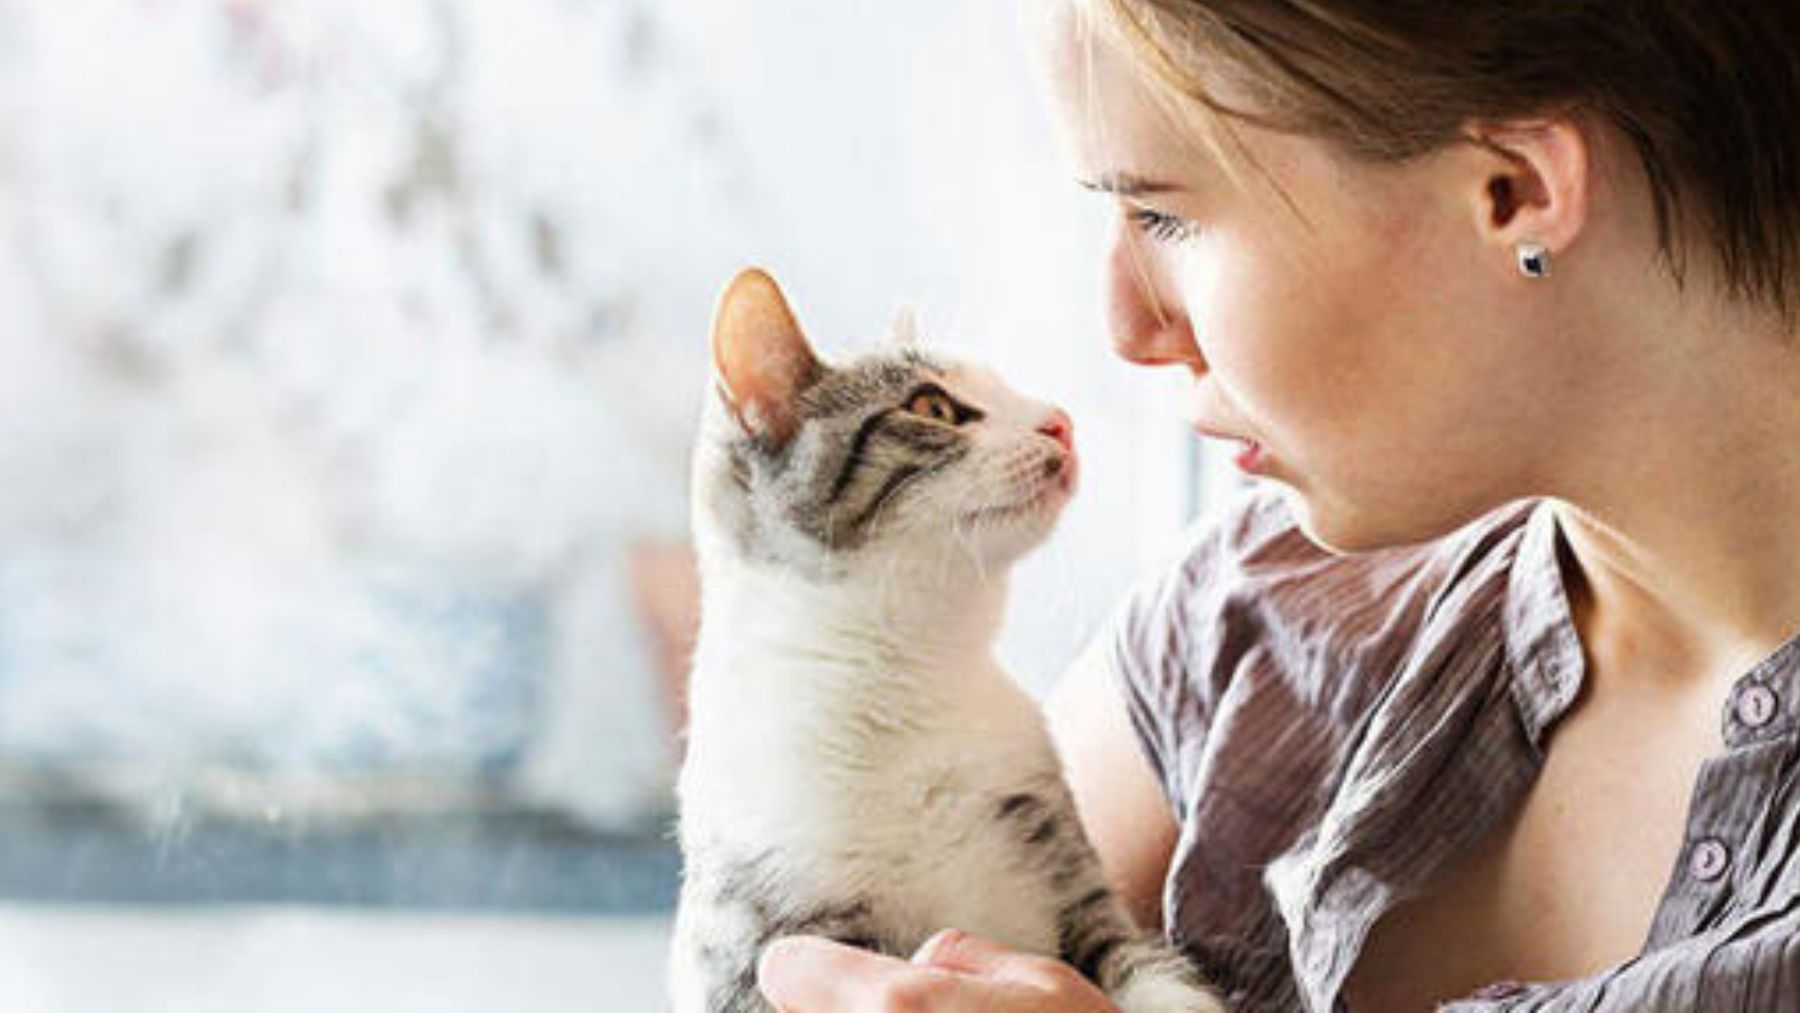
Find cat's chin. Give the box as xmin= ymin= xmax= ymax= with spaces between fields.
xmin=963 ymin=459 xmax=1076 ymax=524
xmin=943 ymin=476 xmax=1074 ymax=563
xmin=961 ymin=478 xmax=1072 ymax=526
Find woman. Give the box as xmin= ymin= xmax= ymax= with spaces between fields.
xmin=758 ymin=1 xmax=1800 ymax=1009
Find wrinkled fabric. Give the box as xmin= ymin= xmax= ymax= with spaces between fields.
xmin=1110 ymin=488 xmax=1800 ymax=1012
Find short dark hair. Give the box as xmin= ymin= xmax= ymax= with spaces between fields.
xmin=1090 ymin=0 xmax=1800 ymax=319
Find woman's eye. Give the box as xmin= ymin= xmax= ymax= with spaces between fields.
xmin=906 ymin=390 xmax=962 ymax=424
xmin=1128 ymin=206 xmax=1196 ymax=244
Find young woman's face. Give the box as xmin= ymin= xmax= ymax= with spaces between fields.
xmin=1026 ymin=1 xmax=1573 ymax=551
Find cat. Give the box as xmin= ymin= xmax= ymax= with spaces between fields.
xmin=666 ymin=267 xmax=1226 ymax=1013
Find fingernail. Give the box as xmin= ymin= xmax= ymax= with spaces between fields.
xmin=914 ymin=928 xmax=965 ymax=965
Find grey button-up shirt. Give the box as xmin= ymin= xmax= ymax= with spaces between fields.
xmin=1109 ymin=488 xmax=1800 ymax=1012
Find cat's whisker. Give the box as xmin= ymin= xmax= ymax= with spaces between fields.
xmin=945 ymin=480 xmax=996 ymax=581
xmin=950 ymin=517 xmax=986 ymax=583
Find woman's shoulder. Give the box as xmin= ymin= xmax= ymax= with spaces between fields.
xmin=1112 ymin=486 xmax=1545 ymax=738
xmin=1140 ymin=484 xmax=1539 ymax=623
xmin=1108 ymin=486 xmax=1551 ymax=869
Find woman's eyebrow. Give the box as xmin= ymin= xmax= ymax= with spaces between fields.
xmin=1078 ymin=172 xmax=1184 ymax=197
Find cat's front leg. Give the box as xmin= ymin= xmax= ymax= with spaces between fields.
xmin=668 ymin=897 xmax=774 ymax=1013
xmin=1054 ymin=885 xmax=1230 ymax=1013
xmin=995 ymin=784 xmax=1229 ymax=1013
xmin=670 ymin=853 xmax=897 ymax=1013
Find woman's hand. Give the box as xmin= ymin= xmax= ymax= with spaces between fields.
xmin=757 ymin=928 xmax=1121 ymax=1012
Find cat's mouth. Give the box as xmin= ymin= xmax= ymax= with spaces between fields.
xmin=961 ymin=461 xmax=1077 ymax=524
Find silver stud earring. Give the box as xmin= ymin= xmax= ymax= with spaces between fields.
xmin=1516 ymin=240 xmax=1551 ymax=279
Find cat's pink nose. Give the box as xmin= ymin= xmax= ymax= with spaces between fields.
xmin=1037 ymin=409 xmax=1074 ymax=454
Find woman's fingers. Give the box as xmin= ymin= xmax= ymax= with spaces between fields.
xmin=912 ymin=928 xmax=1026 ymax=974
xmin=760 ymin=930 xmax=1114 ymax=1012
xmin=911 ymin=929 xmax=1087 ymax=991
xmin=759 ymin=935 xmax=959 ymax=1011
xmin=757 ymin=936 xmax=864 ymax=1009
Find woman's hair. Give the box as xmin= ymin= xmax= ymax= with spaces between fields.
xmin=1084 ymin=0 xmax=1800 ymax=318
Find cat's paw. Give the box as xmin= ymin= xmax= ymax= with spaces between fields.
xmin=1109 ymin=969 xmax=1230 ymax=1013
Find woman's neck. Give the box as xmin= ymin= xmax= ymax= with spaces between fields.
xmin=1548 ymin=289 xmax=1800 ymax=688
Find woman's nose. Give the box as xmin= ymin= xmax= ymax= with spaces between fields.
xmin=1105 ymin=222 xmax=1202 ymax=369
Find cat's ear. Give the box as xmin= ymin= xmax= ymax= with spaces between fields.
xmin=887 ymin=305 xmax=920 ymax=348
xmin=710 ymin=267 xmax=821 ymax=448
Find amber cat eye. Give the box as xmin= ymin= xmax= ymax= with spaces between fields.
xmin=905 ymin=387 xmax=962 ymax=424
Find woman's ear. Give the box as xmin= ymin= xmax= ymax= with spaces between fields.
xmin=1464 ymin=117 xmax=1592 ymax=267
xmin=710 ymin=267 xmax=822 ymax=449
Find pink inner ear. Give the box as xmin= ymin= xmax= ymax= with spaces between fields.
xmin=710 ymin=269 xmax=819 ymax=446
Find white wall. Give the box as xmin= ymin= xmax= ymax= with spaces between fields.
xmin=0 ymin=0 xmax=1200 ymax=824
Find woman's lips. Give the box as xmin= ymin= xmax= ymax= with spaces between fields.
xmin=1233 ymin=441 xmax=1268 ymax=474
xmin=1191 ymin=422 xmax=1271 ymax=475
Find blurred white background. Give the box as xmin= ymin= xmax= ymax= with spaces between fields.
xmin=0 ymin=0 xmax=1214 ymax=1009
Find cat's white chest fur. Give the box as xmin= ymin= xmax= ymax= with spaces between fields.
xmin=677 ymin=566 xmax=1068 ymax=954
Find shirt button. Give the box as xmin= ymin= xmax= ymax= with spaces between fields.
xmin=1736 ymin=684 xmax=1779 ymax=729
xmin=1689 ymin=838 xmax=1731 ymax=881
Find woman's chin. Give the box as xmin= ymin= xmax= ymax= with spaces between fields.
xmin=1285 ymin=485 xmax=1500 ymax=556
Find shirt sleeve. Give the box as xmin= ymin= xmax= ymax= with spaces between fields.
xmin=1104 ymin=487 xmax=1289 ymax=820
xmin=1439 ymin=902 xmax=1800 ymax=1011
xmin=1105 ymin=553 xmax=1200 ymax=819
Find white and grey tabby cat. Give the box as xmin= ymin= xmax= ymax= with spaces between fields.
xmin=668 ymin=268 xmax=1225 ymax=1013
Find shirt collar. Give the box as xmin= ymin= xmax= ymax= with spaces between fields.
xmin=1501 ymin=499 xmax=1586 ymax=754
xmin=1501 ymin=498 xmax=1800 ymax=753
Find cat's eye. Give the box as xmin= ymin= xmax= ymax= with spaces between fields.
xmin=905 ymin=387 xmax=968 ymax=425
